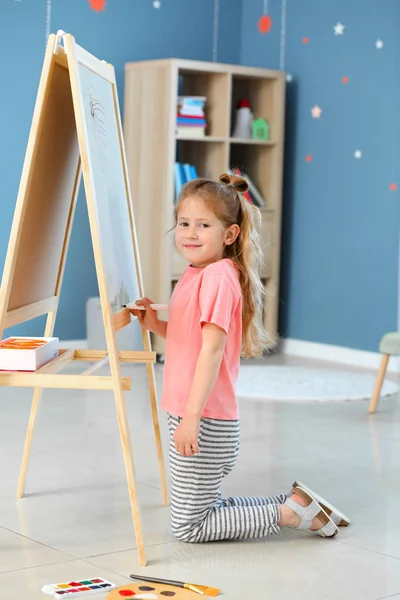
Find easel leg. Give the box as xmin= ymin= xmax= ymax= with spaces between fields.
xmin=146 ymin=362 xmax=168 ymax=506
xmin=113 ymin=381 xmax=147 ymax=566
xmin=17 ymin=387 xmax=43 ymax=498
xmin=16 ymin=311 xmax=58 ymax=499
xmin=369 ymin=354 xmax=390 ymax=414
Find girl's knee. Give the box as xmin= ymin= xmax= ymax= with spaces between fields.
xmin=171 ymin=521 xmax=200 ymax=543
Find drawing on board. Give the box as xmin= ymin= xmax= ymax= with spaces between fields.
xmin=77 ymin=64 xmax=140 ymax=313
xmin=85 ymin=85 xmax=107 ymax=172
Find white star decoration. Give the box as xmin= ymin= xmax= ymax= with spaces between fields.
xmin=334 ymin=22 xmax=345 ymax=36
xmin=376 ymin=39 xmax=384 ymax=49
xmin=354 ymin=150 xmax=362 ymax=159
xmin=311 ymin=105 xmax=322 ymax=119
xmin=153 ymin=0 xmax=161 ymax=7
xmin=286 ymin=73 xmax=293 ymax=82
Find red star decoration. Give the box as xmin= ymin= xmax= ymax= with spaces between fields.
xmin=88 ymin=0 xmax=106 ymax=12
xmin=258 ymin=15 xmax=272 ymax=34
xmin=342 ymin=76 xmax=349 ymax=84
xmin=390 ymin=183 xmax=397 ymax=191
xmin=302 ymin=37 xmax=309 ymax=44
xmin=305 ymin=155 xmax=312 ymax=163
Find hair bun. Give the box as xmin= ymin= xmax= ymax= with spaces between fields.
xmin=219 ymin=172 xmax=249 ymax=194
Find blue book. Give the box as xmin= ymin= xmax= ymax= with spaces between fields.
xmin=174 ymin=162 xmax=184 ymax=202
xmin=189 ymin=165 xmax=198 ymax=179
xmin=177 ymin=117 xmax=206 ymax=126
xmin=182 ymin=163 xmax=191 ymax=182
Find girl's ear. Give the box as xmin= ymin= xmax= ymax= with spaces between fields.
xmin=224 ymin=224 xmax=240 ymax=246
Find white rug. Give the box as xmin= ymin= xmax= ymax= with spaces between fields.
xmin=236 ymin=365 xmax=399 ymax=402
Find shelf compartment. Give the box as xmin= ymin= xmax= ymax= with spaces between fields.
xmin=177 ymin=139 xmax=228 ymax=181
xmin=230 ymin=75 xmax=281 ymax=140
xmin=178 ymin=70 xmax=230 ymax=138
xmin=229 ymin=138 xmax=277 ymax=146
xmin=230 ymin=143 xmax=276 ymax=211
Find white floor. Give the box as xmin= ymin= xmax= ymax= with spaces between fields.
xmin=0 ymin=353 xmax=399 ymax=600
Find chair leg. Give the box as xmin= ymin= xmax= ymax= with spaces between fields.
xmin=369 ymin=354 xmax=390 ymax=414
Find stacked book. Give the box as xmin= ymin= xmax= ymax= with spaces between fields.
xmin=176 ymin=96 xmax=206 ymax=138
xmin=174 ymin=162 xmax=198 ymax=202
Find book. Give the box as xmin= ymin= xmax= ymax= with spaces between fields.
xmin=177 ymin=117 xmax=206 ymax=126
xmin=174 ymin=162 xmax=200 ymax=202
xmin=228 ymin=167 xmax=267 ymax=208
xmin=174 ymin=162 xmax=185 ymax=201
xmin=243 ymin=171 xmax=267 ymax=208
xmin=178 ymin=96 xmax=206 ymax=104
xmin=183 ymin=163 xmax=192 ymax=182
xmin=176 ymin=126 xmax=205 ymax=138
xmin=189 ymin=164 xmax=198 ymax=179
xmin=177 ymin=113 xmax=205 ymax=120
xmin=179 ymin=107 xmax=205 ymax=117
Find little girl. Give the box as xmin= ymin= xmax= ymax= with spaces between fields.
xmin=131 ymin=173 xmax=350 ymax=543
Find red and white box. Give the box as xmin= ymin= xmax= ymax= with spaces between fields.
xmin=0 ymin=337 xmax=59 ymax=371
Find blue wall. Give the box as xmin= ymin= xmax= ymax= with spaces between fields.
xmin=0 ymin=0 xmax=242 ymax=340
xmin=241 ymin=0 xmax=400 ymax=352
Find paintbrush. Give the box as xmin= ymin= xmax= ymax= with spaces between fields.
xmin=130 ymin=574 xmax=220 ymax=596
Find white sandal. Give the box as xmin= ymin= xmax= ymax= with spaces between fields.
xmin=285 ymin=486 xmax=338 ymax=538
xmin=292 ymin=480 xmax=350 ymax=527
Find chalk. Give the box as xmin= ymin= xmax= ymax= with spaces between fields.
xmin=123 ymin=303 xmax=169 ymax=311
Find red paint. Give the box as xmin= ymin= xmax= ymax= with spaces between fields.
xmin=119 ymin=591 xmax=136 ymax=597
xmin=302 ymin=37 xmax=309 ymax=44
xmin=342 ymin=76 xmax=349 ymax=84
xmin=305 ymin=155 xmax=312 ymax=163
xmin=68 ymin=583 xmax=82 ymax=587
xmin=91 ymin=579 xmax=104 ymax=583
xmin=390 ymin=183 xmax=397 ymax=191
xmin=258 ymin=15 xmax=272 ymax=34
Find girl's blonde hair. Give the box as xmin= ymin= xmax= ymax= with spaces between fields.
xmin=174 ymin=172 xmax=273 ymax=358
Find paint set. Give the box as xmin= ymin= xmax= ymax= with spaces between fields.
xmin=41 ymin=577 xmax=116 ymax=597
xmin=0 ymin=336 xmax=59 ymax=371
xmin=41 ymin=574 xmax=219 ymax=599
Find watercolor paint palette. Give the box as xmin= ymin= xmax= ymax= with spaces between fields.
xmin=42 ymin=577 xmax=116 ymax=597
xmin=105 ymin=582 xmax=201 ymax=599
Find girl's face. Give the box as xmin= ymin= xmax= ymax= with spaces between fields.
xmin=176 ymin=197 xmax=239 ymax=268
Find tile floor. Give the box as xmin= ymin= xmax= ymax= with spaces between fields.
xmin=0 ymin=353 xmax=399 ymax=600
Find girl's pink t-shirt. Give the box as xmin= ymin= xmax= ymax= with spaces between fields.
xmin=161 ymin=258 xmax=242 ymax=420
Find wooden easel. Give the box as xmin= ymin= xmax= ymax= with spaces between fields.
xmin=0 ymin=32 xmax=168 ymax=567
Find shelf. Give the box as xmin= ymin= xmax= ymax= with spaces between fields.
xmin=175 ymin=135 xmax=227 ymax=143
xmin=229 ymin=138 xmax=277 ymax=146
xmin=175 ymin=136 xmax=277 ymax=146
xmin=124 ymin=58 xmax=285 ymax=353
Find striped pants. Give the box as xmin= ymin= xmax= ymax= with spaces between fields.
xmin=168 ymin=414 xmax=287 ymax=543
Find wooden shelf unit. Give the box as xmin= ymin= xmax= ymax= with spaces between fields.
xmin=124 ymin=58 xmax=286 ymax=354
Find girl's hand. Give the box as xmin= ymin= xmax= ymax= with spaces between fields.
xmin=173 ymin=416 xmax=201 ymax=457
xmin=129 ymin=297 xmax=159 ymax=332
